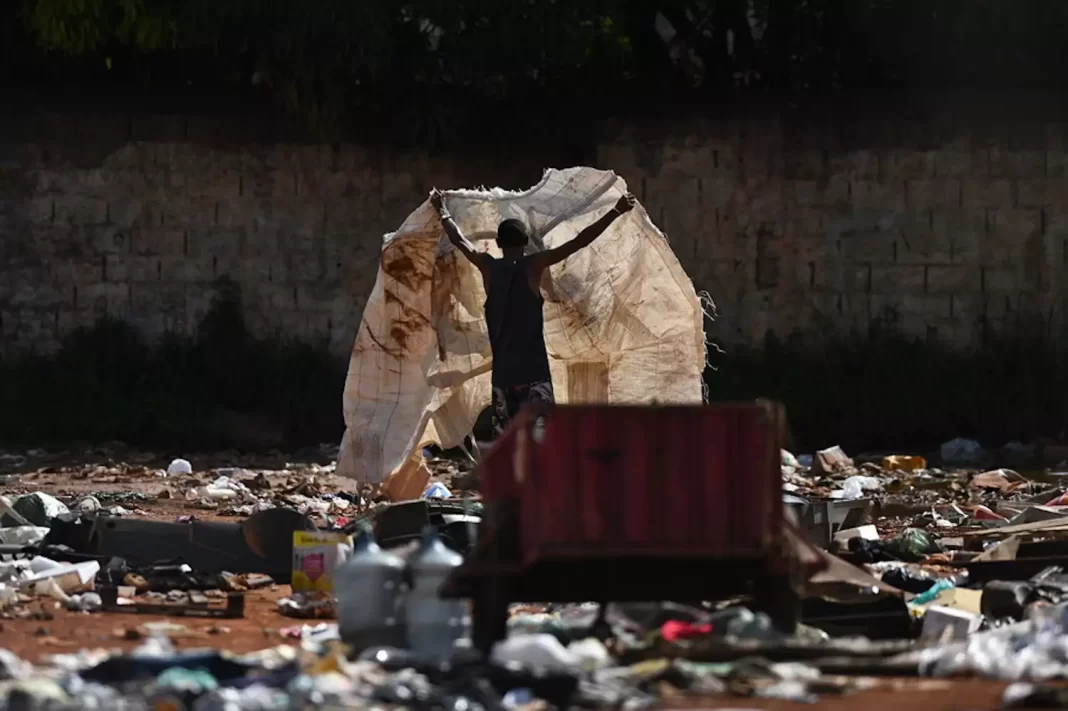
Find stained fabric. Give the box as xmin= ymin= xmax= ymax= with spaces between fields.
xmin=338 ymin=167 xmax=707 ymax=483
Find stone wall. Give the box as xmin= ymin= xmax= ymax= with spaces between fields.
xmin=3 ymin=100 xmax=1068 ymax=356
xmin=600 ymin=105 xmax=1068 ymax=349
xmin=0 ymin=112 xmax=582 ymax=356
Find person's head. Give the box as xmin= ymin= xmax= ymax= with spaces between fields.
xmin=496 ymin=219 xmax=529 ymax=253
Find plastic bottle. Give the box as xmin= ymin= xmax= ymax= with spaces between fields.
xmin=907 ymin=578 xmax=955 ymax=607
xmin=334 ymin=524 xmax=407 ymax=652
xmin=406 ymin=526 xmax=466 ymax=657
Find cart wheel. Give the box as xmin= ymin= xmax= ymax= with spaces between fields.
xmin=753 ymin=573 xmax=800 ymax=635
xmin=589 ymin=601 xmax=612 ymax=641
xmin=471 ymin=580 xmax=508 ymax=656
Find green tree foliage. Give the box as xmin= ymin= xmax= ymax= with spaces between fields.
xmin=11 ymin=0 xmax=1068 ymax=142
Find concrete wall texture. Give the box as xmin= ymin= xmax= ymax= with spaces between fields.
xmin=2 ymin=101 xmax=1068 ymax=357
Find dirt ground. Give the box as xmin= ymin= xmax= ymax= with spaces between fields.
xmin=662 ymin=680 xmax=1011 ymax=710
xmin=0 ymin=450 xmax=1018 ymax=709
xmin=1 ymin=449 xmax=363 ymax=661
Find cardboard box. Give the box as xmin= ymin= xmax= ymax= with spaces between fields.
xmin=291 ymin=531 xmax=352 ymax=593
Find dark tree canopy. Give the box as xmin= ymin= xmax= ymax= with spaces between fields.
xmin=7 ymin=0 xmax=1068 ymax=144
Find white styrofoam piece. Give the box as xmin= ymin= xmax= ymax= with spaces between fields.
xmin=832 ymin=524 xmax=879 ymax=543
xmin=921 ymin=605 xmax=982 ymax=642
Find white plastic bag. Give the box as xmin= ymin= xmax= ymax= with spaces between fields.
xmin=0 ymin=526 xmax=49 ymax=546
xmin=339 ymin=167 xmax=707 ymax=482
xmin=829 ymin=475 xmax=884 ymax=500
xmin=490 ymin=634 xmax=579 ymax=671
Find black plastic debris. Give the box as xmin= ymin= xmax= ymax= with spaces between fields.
xmin=981 ymin=566 xmax=1068 ymax=621
xmin=45 ymin=509 xmax=316 ymax=582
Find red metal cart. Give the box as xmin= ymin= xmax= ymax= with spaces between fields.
xmin=441 ymin=400 xmax=820 ymax=652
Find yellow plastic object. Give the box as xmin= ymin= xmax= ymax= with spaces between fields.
xmin=291 ymin=531 xmax=353 ymax=593
xmin=883 ymin=455 xmax=927 ymax=472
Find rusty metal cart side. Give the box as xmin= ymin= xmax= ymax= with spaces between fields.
xmin=442 ymin=401 xmax=818 ymax=653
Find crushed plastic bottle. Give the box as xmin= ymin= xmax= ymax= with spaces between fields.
xmin=185 ymin=476 xmax=254 ymax=503
xmin=406 ymin=526 xmax=466 ymax=657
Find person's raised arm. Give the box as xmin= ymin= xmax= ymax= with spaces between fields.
xmin=430 ymin=189 xmax=490 ymax=272
xmin=532 ymin=193 xmax=636 ymax=273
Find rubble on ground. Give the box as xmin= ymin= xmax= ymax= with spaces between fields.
xmin=1 ymin=437 xmax=1068 ymax=708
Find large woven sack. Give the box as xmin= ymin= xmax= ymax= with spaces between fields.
xmin=338 ymin=167 xmax=707 ymax=482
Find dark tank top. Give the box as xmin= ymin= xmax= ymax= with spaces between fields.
xmin=484 ymin=257 xmax=551 ymax=388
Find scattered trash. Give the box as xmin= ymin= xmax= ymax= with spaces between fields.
xmin=76 ymin=496 xmax=102 ymax=513
xmin=291 ymin=531 xmax=353 ymax=593
xmin=21 ymin=560 xmax=100 ymax=595
xmin=1 ymin=492 xmax=69 ymax=527
xmin=66 ymin=591 xmax=103 ymax=612
xmin=166 ymin=458 xmax=193 ymax=476
xmin=276 ymin=591 xmax=333 ymax=619
xmin=891 ymin=528 xmax=943 ymax=560
xmin=908 ymin=578 xmax=956 ymax=607
xmin=660 ymin=619 xmax=713 ymax=642
xmin=829 ymin=475 xmax=883 ymax=500
xmin=970 ymin=468 xmax=1028 ymax=493
xmin=813 ymin=445 xmax=854 ymax=476
xmin=1003 ymin=682 xmax=1068 ymax=708
xmin=833 ymin=525 xmax=879 ymax=545
xmin=185 ymin=475 xmax=256 ymax=503
xmin=878 ymin=565 xmax=944 ymax=594
xmin=422 ymin=482 xmax=452 ymax=499
xmin=920 ymin=605 xmax=981 ymax=642
xmin=381 ymin=454 xmax=433 ymax=502
xmin=491 ymin=634 xmax=580 ymax=672
xmin=0 ymin=526 xmax=49 ymax=546
xmin=3 ymin=431 xmax=1068 ymax=706
xmin=1045 ymin=491 xmax=1068 ymax=506
xmin=940 ymin=437 xmax=986 ymax=465
xmin=883 ymin=455 xmax=927 ymax=472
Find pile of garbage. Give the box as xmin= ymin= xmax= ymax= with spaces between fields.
xmin=0 ymin=600 xmax=889 ymax=709
xmin=784 ymin=438 xmax=1068 ymax=646
xmin=7 ymin=436 xmax=1068 ymax=708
